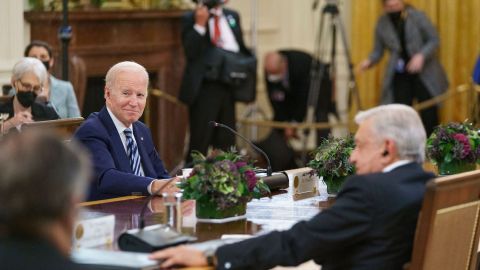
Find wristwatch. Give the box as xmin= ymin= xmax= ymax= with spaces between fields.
xmin=204 ymin=248 xmax=218 ymax=267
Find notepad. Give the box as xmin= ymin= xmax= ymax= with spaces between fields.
xmin=71 ymin=248 xmax=159 ymax=270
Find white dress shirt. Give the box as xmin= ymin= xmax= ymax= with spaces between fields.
xmin=194 ymin=7 xmax=240 ymax=53
xmin=382 ymin=160 xmax=413 ymax=173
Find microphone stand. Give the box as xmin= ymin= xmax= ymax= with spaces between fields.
xmin=209 ymin=121 xmax=272 ymax=176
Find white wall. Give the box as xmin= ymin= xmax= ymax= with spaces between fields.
xmin=0 ymin=0 xmax=28 ymax=86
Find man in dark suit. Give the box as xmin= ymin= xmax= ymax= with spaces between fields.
xmin=0 ymin=130 xmax=91 ymax=269
xmin=74 ymin=61 xmax=178 ymax=201
xmin=180 ymin=0 xmax=251 ymax=163
xmin=258 ymin=50 xmax=333 ymax=170
xmin=264 ymin=50 xmax=333 ymax=140
xmin=150 ymin=104 xmax=434 ymax=270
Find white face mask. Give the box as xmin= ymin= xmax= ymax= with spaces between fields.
xmin=267 ymin=74 xmax=283 ymax=83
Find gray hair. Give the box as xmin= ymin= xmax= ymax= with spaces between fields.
xmin=105 ymin=61 xmax=149 ymax=89
xmin=355 ymin=104 xmax=426 ymax=163
xmin=11 ymin=57 xmax=48 ymax=86
xmin=0 ymin=131 xmax=91 ymax=235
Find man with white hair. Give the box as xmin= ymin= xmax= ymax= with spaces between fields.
xmin=150 ymin=104 xmax=434 ymax=270
xmin=74 ymin=61 xmax=178 ymax=201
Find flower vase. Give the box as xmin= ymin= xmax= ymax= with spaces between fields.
xmin=324 ymin=176 xmax=347 ymax=196
xmin=437 ymin=161 xmax=477 ymax=175
xmin=196 ymin=200 xmax=247 ymax=220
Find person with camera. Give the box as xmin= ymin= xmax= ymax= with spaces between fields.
xmin=357 ymin=0 xmax=448 ymax=135
xmin=179 ymin=0 xmax=252 ymax=163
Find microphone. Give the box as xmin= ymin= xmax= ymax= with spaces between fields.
xmin=209 ymin=121 xmax=272 ymax=176
xmin=118 ymin=178 xmax=196 ymax=252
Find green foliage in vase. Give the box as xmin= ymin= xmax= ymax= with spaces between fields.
xmin=307 ymin=134 xmax=356 ymax=182
xmin=180 ymin=149 xmax=270 ymax=210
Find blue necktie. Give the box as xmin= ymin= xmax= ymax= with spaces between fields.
xmin=124 ymin=128 xmax=142 ymax=176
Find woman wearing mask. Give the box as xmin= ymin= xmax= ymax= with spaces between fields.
xmin=357 ymin=0 xmax=448 ymax=135
xmin=1 ymin=57 xmax=58 ymax=132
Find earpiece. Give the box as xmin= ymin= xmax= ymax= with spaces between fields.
xmin=382 ymin=150 xmax=389 ymax=157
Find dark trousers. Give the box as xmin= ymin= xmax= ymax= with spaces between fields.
xmin=392 ymin=73 xmax=438 ymax=135
xmin=186 ymin=81 xmax=236 ymax=163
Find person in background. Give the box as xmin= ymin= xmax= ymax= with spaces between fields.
xmin=357 ymin=0 xmax=448 ymax=135
xmin=260 ymin=50 xmax=333 ymax=170
xmin=150 ymin=104 xmax=434 ymax=270
xmin=0 ymin=130 xmax=91 ymax=269
xmin=0 ymin=57 xmax=59 ymax=132
xmin=179 ymin=0 xmax=251 ymax=163
xmin=74 ymin=61 xmax=178 ymax=201
xmin=25 ymin=40 xmax=81 ymax=119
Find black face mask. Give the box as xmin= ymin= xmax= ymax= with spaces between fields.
xmin=16 ymin=91 xmax=37 ymax=108
xmin=41 ymin=60 xmax=50 ymax=71
xmin=388 ymin=11 xmax=403 ymax=21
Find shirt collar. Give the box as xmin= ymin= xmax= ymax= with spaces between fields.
xmin=382 ymin=160 xmax=412 ymax=173
xmin=106 ymin=106 xmax=133 ymax=135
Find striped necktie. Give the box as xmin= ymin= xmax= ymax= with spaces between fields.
xmin=124 ymin=128 xmax=142 ymax=176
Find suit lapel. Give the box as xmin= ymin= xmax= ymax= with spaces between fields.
xmin=98 ymin=107 xmax=133 ymax=174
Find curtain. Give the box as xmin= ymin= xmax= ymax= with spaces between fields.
xmin=351 ymin=0 xmax=480 ymax=122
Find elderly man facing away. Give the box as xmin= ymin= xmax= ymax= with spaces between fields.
xmin=150 ymin=104 xmax=434 ymax=270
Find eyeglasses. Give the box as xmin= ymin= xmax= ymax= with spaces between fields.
xmin=17 ymin=80 xmax=43 ymax=93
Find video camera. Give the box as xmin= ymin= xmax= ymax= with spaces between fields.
xmin=193 ymin=0 xmax=225 ymax=9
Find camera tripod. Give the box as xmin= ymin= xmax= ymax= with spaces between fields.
xmin=301 ymin=0 xmax=362 ymax=164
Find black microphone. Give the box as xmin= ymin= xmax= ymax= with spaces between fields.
xmin=118 ymin=178 xmax=196 ymax=252
xmin=209 ymin=121 xmax=272 ymax=176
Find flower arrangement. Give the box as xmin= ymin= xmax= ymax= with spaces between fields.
xmin=307 ymin=135 xmax=356 ymax=194
xmin=180 ymin=149 xmax=270 ymax=214
xmin=426 ymin=122 xmax=480 ymax=174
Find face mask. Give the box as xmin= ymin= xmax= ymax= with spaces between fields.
xmin=16 ymin=91 xmax=37 ymax=108
xmin=41 ymin=60 xmax=50 ymax=71
xmin=388 ymin=11 xmax=402 ymax=21
xmin=267 ymin=74 xmax=283 ymax=83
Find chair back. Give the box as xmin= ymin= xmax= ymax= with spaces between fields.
xmin=408 ymin=169 xmax=480 ymax=270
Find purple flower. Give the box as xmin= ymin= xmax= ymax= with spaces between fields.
xmin=453 ymin=133 xmax=472 ymax=159
xmin=244 ymin=170 xmax=257 ymax=191
xmin=235 ymin=161 xmax=247 ymax=169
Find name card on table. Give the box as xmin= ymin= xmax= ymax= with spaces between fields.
xmin=287 ymin=168 xmax=319 ymax=201
xmin=73 ymin=211 xmax=115 ymax=249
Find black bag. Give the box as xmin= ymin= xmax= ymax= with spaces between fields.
xmin=203 ymin=48 xmax=257 ymax=103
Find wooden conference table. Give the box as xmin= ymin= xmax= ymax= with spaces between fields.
xmin=78 ymin=179 xmax=327 ymax=269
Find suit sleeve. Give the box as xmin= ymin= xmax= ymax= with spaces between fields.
xmin=413 ymin=11 xmax=439 ymax=60
xmin=215 ymin=176 xmax=373 ymax=270
xmin=368 ymin=18 xmax=386 ymax=65
xmin=182 ymin=12 xmax=210 ymax=61
xmin=75 ymin=122 xmax=154 ymax=196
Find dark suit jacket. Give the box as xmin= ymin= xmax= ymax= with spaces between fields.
xmin=266 ymin=50 xmax=333 ymax=123
xmin=0 ymin=237 xmax=84 ymax=270
xmin=0 ymin=96 xmax=59 ymax=121
xmin=73 ymin=106 xmax=170 ymax=201
xmin=216 ymin=163 xmax=434 ymax=270
xmin=179 ymin=8 xmax=250 ymax=105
